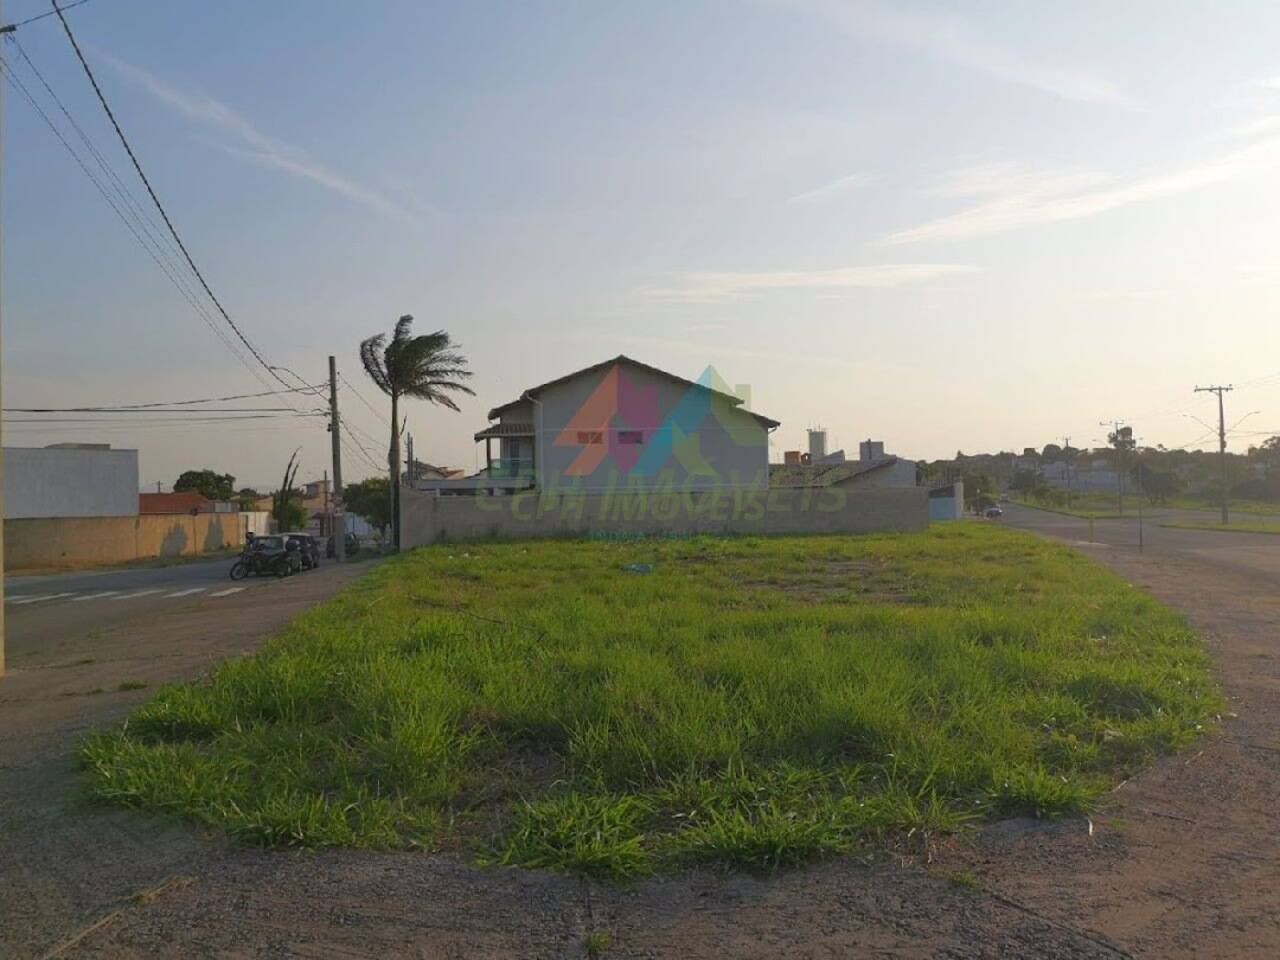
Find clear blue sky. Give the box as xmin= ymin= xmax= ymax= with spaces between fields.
xmin=6 ymin=0 xmax=1280 ymax=490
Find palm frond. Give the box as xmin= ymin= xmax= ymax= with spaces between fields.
xmin=360 ymin=333 xmax=392 ymax=396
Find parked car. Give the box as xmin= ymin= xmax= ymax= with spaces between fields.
xmin=230 ymin=535 xmax=301 ymax=579
xmin=284 ymin=533 xmax=321 ymax=570
xmin=326 ymin=532 xmax=361 ymax=558
xmin=984 ymin=506 xmax=1004 ymax=518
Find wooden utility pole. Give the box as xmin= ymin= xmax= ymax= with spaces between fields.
xmin=328 ymin=356 xmax=345 ymax=562
xmin=1195 ymin=385 xmax=1233 ymax=525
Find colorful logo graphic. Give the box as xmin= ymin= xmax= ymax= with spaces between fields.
xmin=553 ymin=363 xmax=766 ymax=480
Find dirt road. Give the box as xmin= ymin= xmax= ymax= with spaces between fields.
xmin=2 ymin=518 xmax=1277 ymax=958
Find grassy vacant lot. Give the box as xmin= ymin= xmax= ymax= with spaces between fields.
xmin=1013 ymin=492 xmax=1134 ymax=519
xmin=81 ymin=526 xmax=1218 ymax=876
xmin=1162 ymin=520 xmax=1280 ymax=534
xmin=1017 ymin=491 xmax=1280 ymax=520
xmin=1170 ymin=496 xmax=1280 ymax=517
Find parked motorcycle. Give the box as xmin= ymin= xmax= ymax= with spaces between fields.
xmin=229 ymin=535 xmax=300 ymax=580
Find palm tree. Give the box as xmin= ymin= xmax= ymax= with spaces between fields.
xmin=360 ymin=315 xmax=474 ymax=549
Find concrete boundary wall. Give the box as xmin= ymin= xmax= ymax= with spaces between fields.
xmin=401 ymin=486 xmax=928 ymax=547
xmin=3 ymin=513 xmax=259 ymax=572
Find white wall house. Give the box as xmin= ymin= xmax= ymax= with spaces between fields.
xmin=3 ymin=444 xmax=139 ymax=519
xmin=417 ymin=356 xmax=779 ymax=495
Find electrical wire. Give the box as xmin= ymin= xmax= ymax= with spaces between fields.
xmin=0 ymin=0 xmax=90 ymax=32
xmin=50 ymin=0 xmax=287 ymax=387
xmin=340 ymin=373 xmax=391 ymax=426
xmin=342 ymin=430 xmax=384 ymax=472
xmin=2 ymin=414 xmax=316 ymax=424
xmin=0 ymin=53 xmax=278 ymax=392
xmin=4 ymin=407 xmax=314 ymax=414
xmin=6 ymin=32 xmax=227 ymax=340
xmin=3 ymin=385 xmax=326 ymax=413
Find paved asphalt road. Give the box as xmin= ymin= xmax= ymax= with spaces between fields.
xmin=1000 ymin=502 xmax=1280 ymax=585
xmin=3 ymin=553 xmax=372 ymax=661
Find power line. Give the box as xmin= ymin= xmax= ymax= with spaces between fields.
xmin=0 ymin=53 xmax=277 ymax=391
xmin=49 ymin=1 xmax=286 ymax=387
xmin=2 ymin=414 xmax=314 ymax=424
xmin=342 ymin=430 xmax=383 ymax=471
xmin=4 ymin=407 xmax=314 ymax=414
xmin=7 ymin=34 xmax=202 ymax=298
xmin=340 ymin=373 xmax=391 ymax=426
xmin=1 ymin=385 xmax=325 ymax=412
xmin=0 ymin=0 xmax=90 ymax=32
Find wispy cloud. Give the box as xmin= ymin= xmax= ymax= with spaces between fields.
xmin=583 ymin=330 xmax=924 ymax=378
xmin=786 ymin=0 xmax=1132 ymax=107
xmin=788 ymin=171 xmax=879 ymax=204
xmin=1224 ymin=115 xmax=1280 ymax=139
xmin=888 ymin=139 xmax=1280 ymax=244
xmin=646 ymin=263 xmax=978 ymax=302
xmin=104 ymin=55 xmax=421 ymax=225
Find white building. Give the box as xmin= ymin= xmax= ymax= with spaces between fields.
xmin=3 ymin=444 xmax=139 ymax=519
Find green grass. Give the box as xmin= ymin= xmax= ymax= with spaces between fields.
xmin=80 ymin=526 xmax=1219 ymax=876
xmin=1011 ymin=493 xmax=1132 ymax=519
xmin=1161 ymin=520 xmax=1280 ymax=534
xmin=1167 ymin=495 xmax=1280 ymax=516
xmin=944 ymin=869 xmax=981 ymax=890
xmin=1015 ymin=491 xmax=1280 ymax=520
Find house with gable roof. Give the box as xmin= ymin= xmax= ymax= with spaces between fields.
xmin=414 ymin=355 xmax=779 ymax=495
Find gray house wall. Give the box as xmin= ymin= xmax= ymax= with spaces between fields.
xmin=3 ymin=446 xmax=139 ymax=519
xmin=528 ymin=362 xmax=770 ymax=493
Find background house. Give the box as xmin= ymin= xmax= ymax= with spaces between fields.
xmin=772 ymin=436 xmax=918 ymax=490
xmin=416 ymin=355 xmax=779 ymax=495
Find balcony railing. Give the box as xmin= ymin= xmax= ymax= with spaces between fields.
xmin=488 ymin=457 xmax=535 ymax=479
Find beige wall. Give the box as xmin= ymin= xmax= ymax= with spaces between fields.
xmin=3 ymin=513 xmax=259 ymax=572
xmin=401 ymin=485 xmax=928 ymax=547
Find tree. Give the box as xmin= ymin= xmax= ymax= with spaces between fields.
xmin=962 ymin=471 xmax=994 ymax=513
xmin=360 ymin=315 xmax=473 ymax=549
xmin=1009 ymin=469 xmax=1039 ymax=493
xmin=343 ymin=477 xmax=392 ymax=533
xmin=1041 ymin=443 xmax=1063 ymax=462
xmin=1108 ymin=426 xmax=1136 ymax=453
xmin=1136 ymin=467 xmax=1178 ymax=504
xmin=235 ymin=487 xmax=262 ymax=511
xmin=1248 ymin=436 xmax=1280 ymax=468
xmin=272 ymin=452 xmax=306 ymax=531
xmin=174 ymin=469 xmax=235 ymax=501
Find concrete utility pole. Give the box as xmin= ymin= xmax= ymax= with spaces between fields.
xmin=1195 ymin=384 xmax=1233 ymax=525
xmin=328 ymin=356 xmax=345 ymax=562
